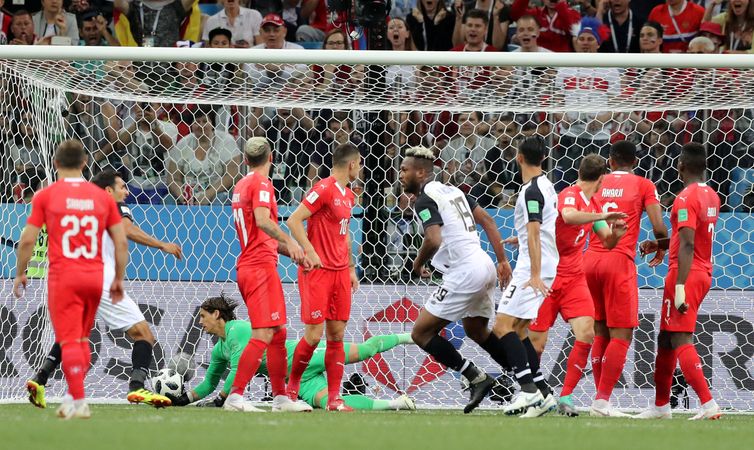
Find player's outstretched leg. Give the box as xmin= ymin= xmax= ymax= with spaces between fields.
xmin=345 ymin=333 xmax=414 ymax=364
xmin=323 ymin=394 xmax=416 ymax=411
xmin=124 ymin=322 xmax=172 ymax=408
xmin=26 ymin=342 xmax=62 ymax=409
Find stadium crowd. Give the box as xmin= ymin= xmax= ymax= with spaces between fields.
xmin=0 ymin=0 xmax=753 ymax=214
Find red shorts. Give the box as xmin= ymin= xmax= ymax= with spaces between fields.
xmin=584 ymin=251 xmax=639 ymax=328
xmin=298 ymin=267 xmax=352 ymax=324
xmin=529 ymin=274 xmax=594 ymax=332
xmin=660 ymin=268 xmax=712 ymax=333
xmin=48 ymin=271 xmax=102 ymax=344
xmin=237 ymin=265 xmax=287 ymax=328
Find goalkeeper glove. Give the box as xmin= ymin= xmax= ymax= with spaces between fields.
xmin=166 ymin=391 xmax=194 ymax=407
xmin=674 ymin=284 xmax=688 ymax=313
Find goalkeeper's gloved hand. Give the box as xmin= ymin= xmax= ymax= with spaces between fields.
xmin=674 ymin=284 xmax=688 ymax=314
xmin=213 ymin=394 xmax=226 ymax=407
xmin=166 ymin=391 xmax=193 ymax=407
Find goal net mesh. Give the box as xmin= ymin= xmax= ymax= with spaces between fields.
xmin=0 ymin=55 xmax=752 ymax=411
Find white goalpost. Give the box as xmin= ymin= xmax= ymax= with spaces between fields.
xmin=0 ymin=48 xmax=752 ymax=411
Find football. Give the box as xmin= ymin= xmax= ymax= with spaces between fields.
xmin=151 ymin=368 xmax=184 ymax=397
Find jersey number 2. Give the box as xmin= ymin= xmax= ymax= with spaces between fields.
xmin=61 ymin=215 xmax=99 ymax=259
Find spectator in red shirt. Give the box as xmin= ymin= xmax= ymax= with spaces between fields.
xmin=451 ymin=8 xmax=498 ymax=52
xmin=297 ymin=0 xmax=327 ymax=42
xmin=648 ymin=0 xmax=705 ymax=53
xmin=510 ymin=0 xmax=581 ymax=52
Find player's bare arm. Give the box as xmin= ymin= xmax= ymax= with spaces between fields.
xmin=347 ymin=233 xmax=359 ymax=292
xmin=285 ymin=204 xmax=321 ymax=268
xmin=108 ymin=222 xmax=129 ymax=304
xmin=12 ymin=224 xmax=41 ymax=298
xmin=674 ymin=227 xmax=696 ymax=314
xmin=123 ymin=217 xmax=183 ymax=259
xmin=560 ymin=207 xmax=628 ymax=225
xmin=593 ymin=218 xmax=628 ymax=249
xmin=413 ymin=224 xmax=441 ymax=277
xmin=641 ymin=203 xmax=670 ymax=267
xmin=471 ymin=205 xmax=512 ymax=289
xmin=253 ymin=206 xmax=305 ymax=264
xmin=524 ymin=221 xmax=551 ymax=298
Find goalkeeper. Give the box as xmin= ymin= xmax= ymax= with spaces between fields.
xmin=169 ymin=296 xmax=416 ymax=411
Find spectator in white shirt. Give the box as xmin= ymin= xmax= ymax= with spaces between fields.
xmin=31 ymin=0 xmax=78 ymax=43
xmin=244 ymin=13 xmax=306 ymax=87
xmin=202 ymin=0 xmax=261 ymax=48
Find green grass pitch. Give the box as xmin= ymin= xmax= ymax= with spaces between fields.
xmin=2 ymin=404 xmax=751 ymax=450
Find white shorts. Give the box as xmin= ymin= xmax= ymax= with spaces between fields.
xmin=497 ymin=274 xmax=555 ymax=320
xmin=97 ymin=290 xmax=145 ymax=332
xmin=424 ymin=257 xmax=496 ymax=322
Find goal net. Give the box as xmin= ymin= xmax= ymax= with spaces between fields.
xmin=0 ymin=48 xmax=752 ymax=411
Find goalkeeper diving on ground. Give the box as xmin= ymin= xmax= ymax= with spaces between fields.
xmin=167 ymin=295 xmax=417 ymax=411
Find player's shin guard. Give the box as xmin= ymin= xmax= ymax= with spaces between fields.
xmin=499 ymin=332 xmax=536 ymax=393
xmin=230 ymin=338 xmax=268 ymax=396
xmin=523 ymin=337 xmax=550 ymax=397
xmin=35 ymin=343 xmax=62 ymax=385
xmin=677 ymin=344 xmax=713 ymax=405
xmin=61 ymin=342 xmax=87 ymax=400
xmin=266 ymin=328 xmax=288 ymax=397
xmin=596 ymin=338 xmax=629 ymax=401
xmin=130 ymin=340 xmax=152 ymax=391
xmin=325 ymin=340 xmax=346 ymax=402
xmin=653 ymin=347 xmax=677 ymax=407
xmin=561 ymin=340 xmax=591 ymax=397
xmin=591 ymin=335 xmax=609 ymax=391
xmin=287 ymin=338 xmax=318 ymax=399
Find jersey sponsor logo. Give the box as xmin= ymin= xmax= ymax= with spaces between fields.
xmin=419 ymin=208 xmax=432 ymax=222
xmin=601 ymin=188 xmax=624 ymax=198
xmin=260 ymin=190 xmax=271 ymax=203
xmin=66 ymin=198 xmax=95 ymax=211
xmin=527 ymin=200 xmax=540 ymax=213
xmin=678 ymin=208 xmax=689 ymax=222
xmin=306 ymin=191 xmax=319 ymax=204
xmin=564 ymin=196 xmax=576 ymax=206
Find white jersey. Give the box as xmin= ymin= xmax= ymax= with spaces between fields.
xmin=415 ymin=181 xmax=486 ymax=273
xmin=512 ymin=175 xmax=559 ymax=279
xmin=102 ymin=203 xmax=132 ymax=291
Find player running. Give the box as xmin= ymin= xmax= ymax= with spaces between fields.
xmin=584 ymin=141 xmax=669 ymax=417
xmin=227 ymin=137 xmax=311 ymax=413
xmin=285 ymin=143 xmax=361 ymax=412
xmin=493 ymin=136 xmax=559 ymax=417
xmin=528 ymin=154 xmax=628 ymax=417
xmin=13 ymin=140 xmax=128 ymax=419
xmin=25 ymin=170 xmax=183 ymax=409
xmin=400 ymin=146 xmax=514 ymax=414
xmin=167 ymin=296 xmax=417 ymax=411
xmin=635 ymin=143 xmax=722 ymax=421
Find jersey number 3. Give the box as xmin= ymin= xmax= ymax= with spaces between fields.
xmin=61 ymin=215 xmax=99 ymax=259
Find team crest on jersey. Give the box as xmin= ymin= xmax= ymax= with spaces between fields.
xmin=564 ymin=196 xmax=576 ymax=206
xmin=334 ymin=198 xmax=341 ymax=207
xmin=259 ymin=191 xmax=270 ymax=203
xmin=306 ymin=191 xmax=319 ymax=204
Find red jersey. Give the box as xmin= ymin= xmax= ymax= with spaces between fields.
xmin=648 ymin=1 xmax=705 ymax=53
xmin=448 ymin=44 xmax=498 ymax=92
xmin=232 ymin=172 xmax=278 ymax=268
xmin=587 ymin=172 xmax=660 ymax=259
xmin=669 ymin=183 xmax=720 ymax=274
xmin=26 ymin=178 xmax=121 ymax=273
xmin=510 ymin=0 xmax=581 ymax=53
xmin=301 ymin=176 xmax=355 ymax=270
xmin=556 ymin=185 xmax=602 ymax=278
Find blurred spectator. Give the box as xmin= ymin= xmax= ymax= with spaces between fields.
xmin=510 ymin=0 xmax=581 ymax=52
xmin=79 ymin=10 xmax=119 ymax=46
xmin=244 ymin=13 xmax=306 ymax=87
xmin=10 ymin=112 xmax=45 ymax=201
xmin=65 ymin=94 xmax=121 ymax=175
xmin=118 ymin=102 xmax=178 ymax=203
xmin=698 ymin=20 xmax=724 ymax=52
xmin=167 ymin=106 xmax=240 ymax=205
xmin=450 ymin=9 xmax=498 ymax=97
xmin=597 ymin=0 xmax=643 ymax=53
xmin=114 ymin=0 xmax=194 ymax=47
xmin=309 ymin=29 xmax=365 ymax=96
xmin=297 ymin=0 xmax=327 ymax=42
xmin=469 ymin=117 xmax=521 ymax=207
xmin=451 ymin=8 xmax=497 ymax=51
xmin=512 ymin=14 xmax=550 ymax=52
xmin=386 ymin=18 xmax=417 ymax=99
xmin=440 ymin=111 xmax=495 ymax=189
xmin=198 ymin=28 xmax=242 ymax=95
xmin=553 ymin=18 xmax=620 ymax=190
xmin=632 ymin=0 xmax=665 ymax=21
xmin=32 ymin=0 xmax=79 ymax=44
xmin=8 ymin=10 xmax=36 ymax=45
xmin=705 ymin=0 xmax=754 ymax=53
xmin=648 ymin=0 xmax=704 ymax=53
xmin=202 ymin=0 xmax=261 ymax=48
xmin=312 ymin=117 xmax=362 ymax=183
xmin=253 ymin=0 xmax=284 ymax=17
xmin=574 ymin=0 xmax=598 ymax=17
xmin=687 ymin=35 xmax=716 ymax=53
xmin=392 ymin=0 xmax=416 ymax=20
xmin=407 ymin=0 xmax=455 ymax=51
xmin=0 ymin=1 xmax=11 ymax=45
xmin=640 ymin=20 xmax=664 ymax=52
xmin=452 ymin=0 xmax=508 ymax=49
xmin=636 ymin=120 xmax=681 ymax=206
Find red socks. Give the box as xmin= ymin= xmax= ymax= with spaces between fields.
xmin=231 ymin=338 xmax=268 ymax=396
xmin=653 ymin=347 xmax=677 ymax=407
xmin=325 ymin=341 xmax=345 ymax=403
xmin=266 ymin=328 xmax=288 ymax=397
xmin=561 ymin=340 xmax=591 ymax=397
xmin=677 ymin=344 xmax=713 ymax=405
xmin=288 ymin=338 xmax=318 ymax=398
xmin=591 ymin=335 xmax=609 ymax=390
xmin=596 ymin=338 xmax=630 ymax=401
xmin=61 ymin=341 xmax=88 ymax=400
